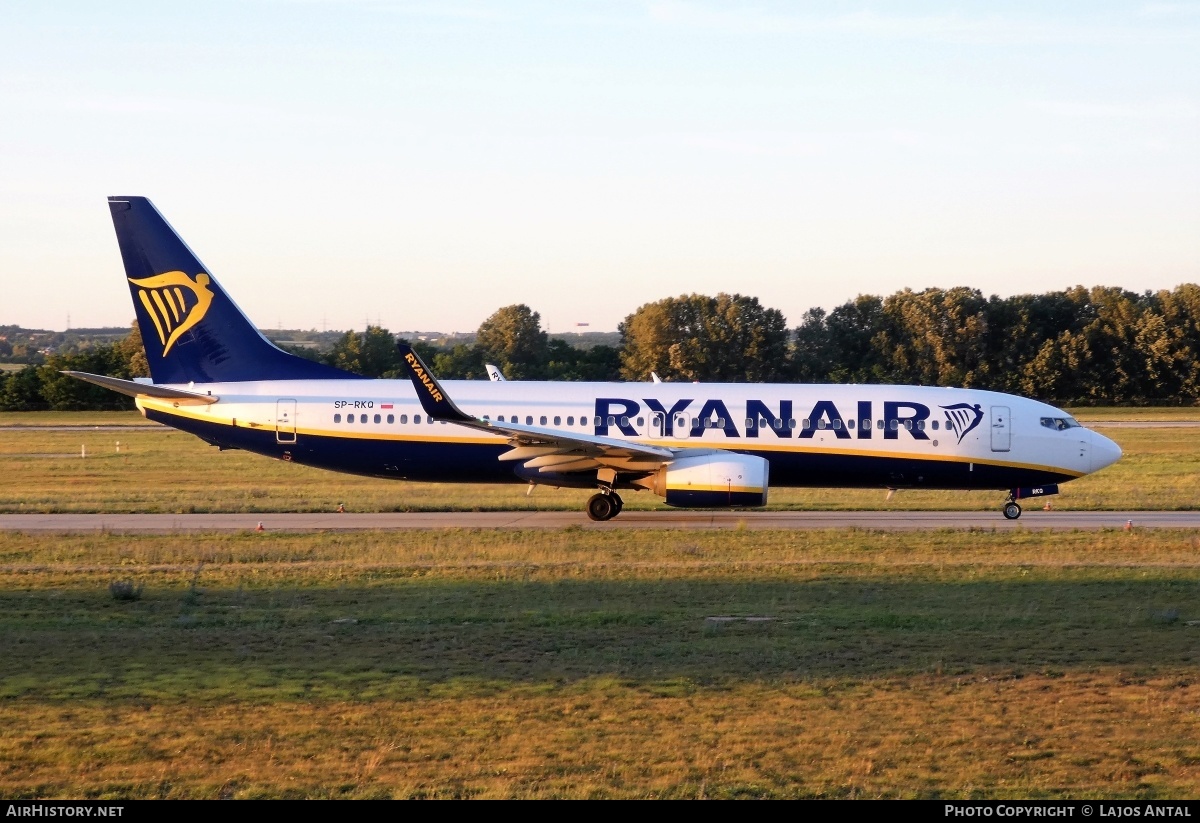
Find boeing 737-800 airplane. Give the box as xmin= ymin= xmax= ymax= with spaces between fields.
xmin=68 ymin=197 xmax=1122 ymax=521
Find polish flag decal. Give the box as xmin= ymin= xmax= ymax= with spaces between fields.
xmin=381 ymin=403 xmax=393 ymax=409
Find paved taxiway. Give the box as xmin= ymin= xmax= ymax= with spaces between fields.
xmin=1 ymin=510 xmax=1196 ymax=532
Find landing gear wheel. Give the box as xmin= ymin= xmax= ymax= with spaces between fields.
xmin=586 ymin=493 xmax=618 ymax=522
xmin=1003 ymin=501 xmax=1022 ymax=520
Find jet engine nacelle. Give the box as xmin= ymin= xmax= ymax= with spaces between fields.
xmin=651 ymin=453 xmax=769 ymax=508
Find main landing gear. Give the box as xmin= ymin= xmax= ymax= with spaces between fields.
xmin=586 ymin=468 xmax=624 ymax=522
xmin=586 ymin=491 xmax=624 ymax=522
xmin=1002 ymin=498 xmax=1022 ymax=520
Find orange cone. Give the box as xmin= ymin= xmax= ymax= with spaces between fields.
xmin=255 ymin=521 xmax=264 ymax=532
xmin=1124 ymin=520 xmax=1133 ymax=531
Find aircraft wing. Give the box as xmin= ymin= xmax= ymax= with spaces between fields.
xmin=396 ymin=344 xmax=679 ymax=474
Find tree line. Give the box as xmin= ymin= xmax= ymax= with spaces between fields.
xmin=2 ymin=284 xmax=1196 ymax=411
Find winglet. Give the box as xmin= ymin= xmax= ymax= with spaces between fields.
xmin=396 ymin=343 xmax=474 ymax=423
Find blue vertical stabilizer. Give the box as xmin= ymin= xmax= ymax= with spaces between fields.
xmin=108 ymin=196 xmax=360 ymax=384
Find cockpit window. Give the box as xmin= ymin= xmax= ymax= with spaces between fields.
xmin=1040 ymin=416 xmax=1081 ymax=431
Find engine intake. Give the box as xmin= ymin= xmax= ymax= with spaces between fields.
xmin=650 ymin=453 xmax=769 ymax=508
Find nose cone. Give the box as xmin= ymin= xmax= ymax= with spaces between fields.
xmin=1089 ymin=430 xmax=1123 ymax=473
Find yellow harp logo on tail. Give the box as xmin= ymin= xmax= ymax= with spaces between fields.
xmin=128 ymin=271 xmax=215 ymax=356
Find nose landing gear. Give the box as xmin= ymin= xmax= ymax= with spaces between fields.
xmin=1002 ymin=498 xmax=1022 ymax=520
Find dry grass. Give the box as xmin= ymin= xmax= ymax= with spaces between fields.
xmin=4 ymin=674 xmax=1197 ymax=799
xmin=1 ymin=529 xmax=1199 ymax=798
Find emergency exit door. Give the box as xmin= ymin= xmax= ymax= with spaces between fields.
xmin=276 ymin=399 xmax=297 ymax=444
xmin=990 ymin=406 xmax=1010 ymax=452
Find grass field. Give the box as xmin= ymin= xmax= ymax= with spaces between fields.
xmin=2 ymin=409 xmax=1198 ymax=798
xmin=1 ymin=528 xmax=1199 ymax=798
xmin=0 ymin=410 xmax=1195 ymax=513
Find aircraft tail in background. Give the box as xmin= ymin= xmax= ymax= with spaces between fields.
xmin=108 ymin=196 xmax=360 ymax=384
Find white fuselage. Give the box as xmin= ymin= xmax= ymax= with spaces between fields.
xmin=135 ymin=378 xmax=1121 ymax=492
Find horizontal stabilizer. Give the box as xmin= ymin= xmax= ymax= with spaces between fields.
xmin=62 ymin=372 xmax=220 ymax=405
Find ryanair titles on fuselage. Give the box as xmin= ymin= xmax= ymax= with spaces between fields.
xmin=589 ymin=396 xmax=983 ymax=441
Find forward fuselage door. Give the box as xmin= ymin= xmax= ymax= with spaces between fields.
xmin=990 ymin=406 xmax=1010 ymax=452
xmin=276 ymin=399 xmax=297 ymax=444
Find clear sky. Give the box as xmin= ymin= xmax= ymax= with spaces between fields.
xmin=1 ymin=1 xmax=1196 ymax=333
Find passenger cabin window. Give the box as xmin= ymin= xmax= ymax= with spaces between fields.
xmin=637 ymin=417 xmax=644 ymax=427
xmin=387 ymin=414 xmax=394 ymax=424
xmin=334 ymin=414 xmax=341 ymax=423
xmin=414 ymin=415 xmax=421 ymax=424
xmin=400 ymin=414 xmax=408 ymax=424
xmin=374 ymin=414 xmax=381 ymax=424
xmin=817 ymin=420 xmax=826 ymax=430
xmin=567 ymin=416 xmax=574 ymax=426
xmin=931 ymin=420 xmax=938 ymax=430
xmin=347 ymin=415 xmax=354 ymax=424
xmin=554 ymin=416 xmax=561 ymax=426
xmin=620 ymin=416 xmax=630 ymax=427
xmin=360 ymin=414 xmax=367 ymax=424
xmin=526 ymin=416 xmax=533 ymax=425
xmin=889 ymin=420 xmax=898 ymax=431
xmin=540 ymin=416 xmax=547 ymax=425
xmin=862 ymin=419 xmax=870 ymax=430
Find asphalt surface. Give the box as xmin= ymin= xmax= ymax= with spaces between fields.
xmin=0 ymin=510 xmax=1195 ymax=532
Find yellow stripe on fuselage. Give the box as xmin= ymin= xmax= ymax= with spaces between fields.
xmin=670 ymin=484 xmax=764 ymax=493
